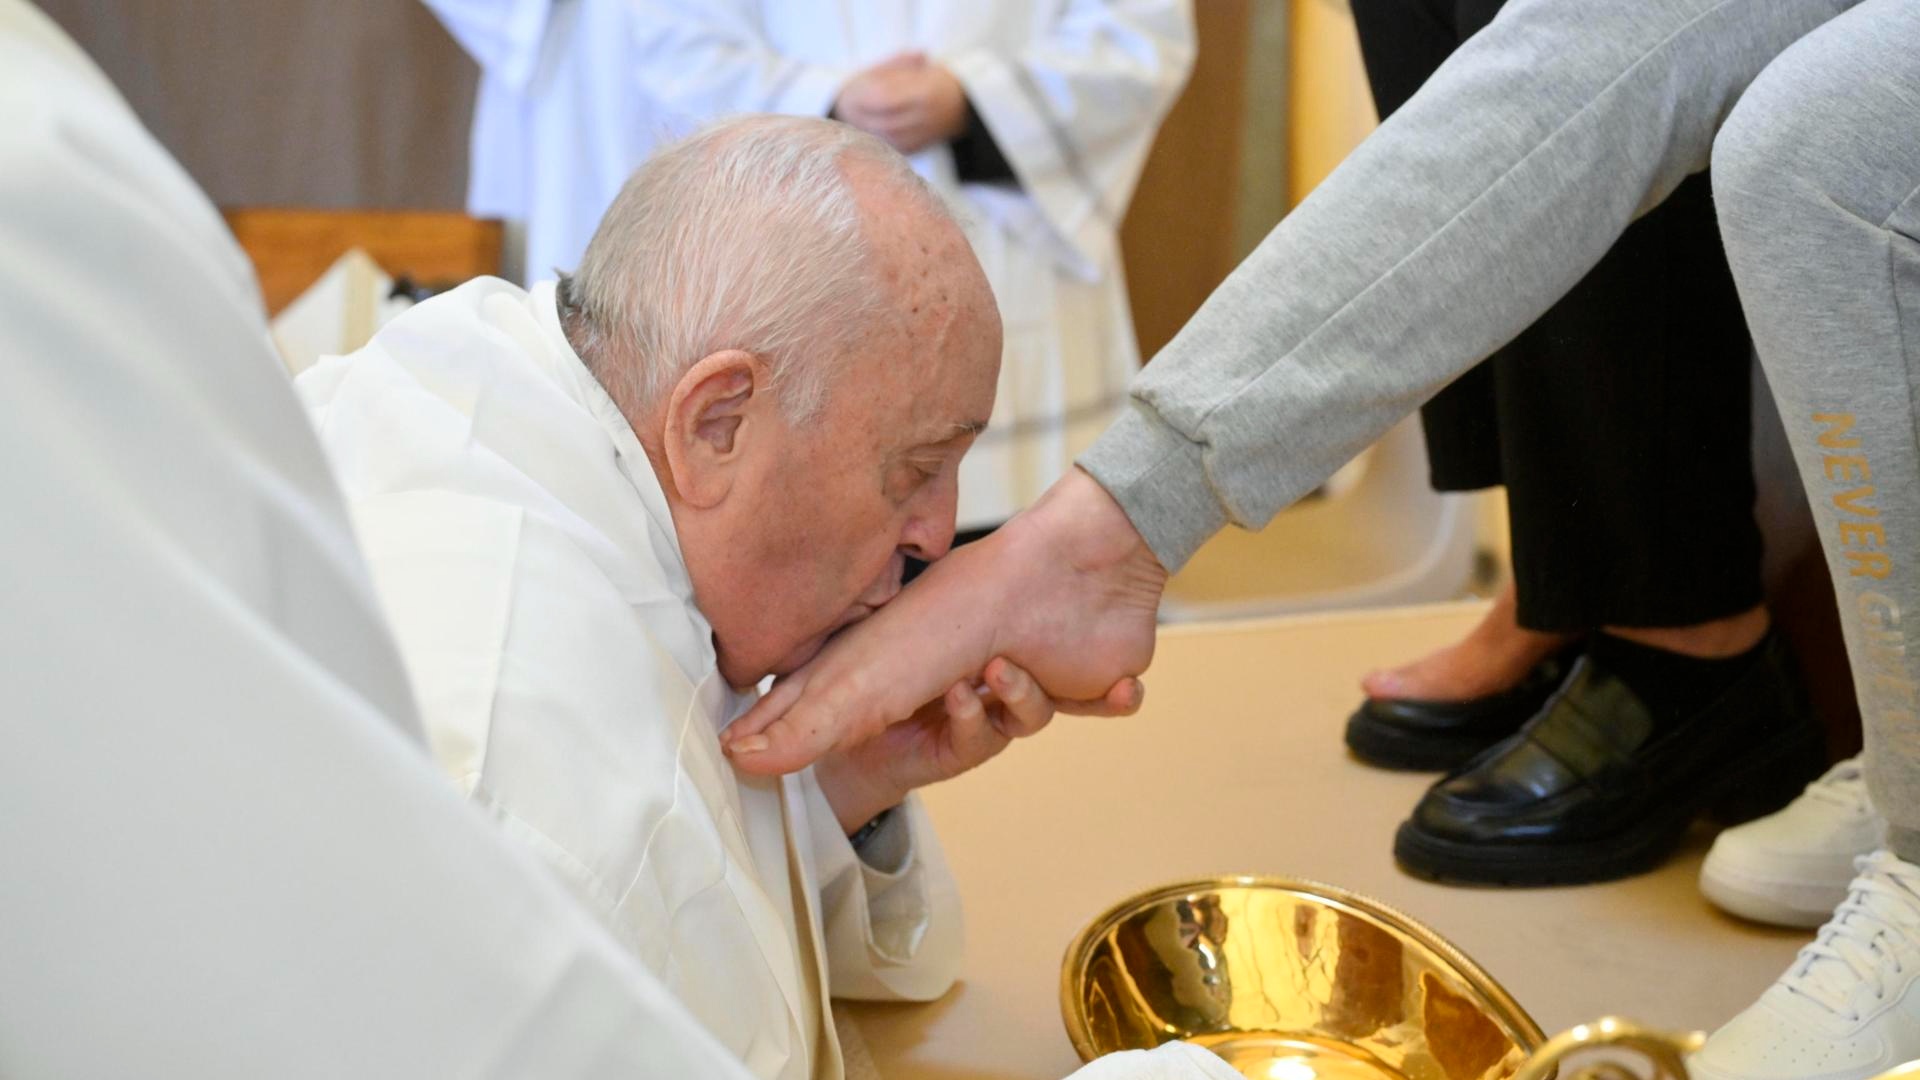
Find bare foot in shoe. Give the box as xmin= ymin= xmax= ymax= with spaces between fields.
xmin=1361 ymin=583 xmax=1577 ymax=702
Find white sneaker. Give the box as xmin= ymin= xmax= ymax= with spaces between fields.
xmin=1690 ymin=851 xmax=1920 ymax=1080
xmin=1703 ymin=756 xmax=1887 ymax=927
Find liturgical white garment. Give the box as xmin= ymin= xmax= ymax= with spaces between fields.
xmin=298 ymin=276 xmax=965 ymax=1080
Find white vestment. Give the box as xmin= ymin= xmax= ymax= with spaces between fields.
xmin=430 ymin=0 xmax=1194 ymax=527
xmin=424 ymin=0 xmax=675 ymax=283
xmin=299 ymin=277 xmax=966 ymax=1080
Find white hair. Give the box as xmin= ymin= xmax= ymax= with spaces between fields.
xmin=559 ymin=114 xmax=951 ymax=422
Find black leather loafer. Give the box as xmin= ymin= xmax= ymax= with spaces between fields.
xmin=1344 ymin=646 xmax=1581 ymax=771
xmin=1392 ymin=632 xmax=1825 ymax=886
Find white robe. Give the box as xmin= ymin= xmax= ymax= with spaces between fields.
xmin=424 ymin=0 xmax=673 ymax=283
xmin=432 ymin=0 xmax=1194 ymax=527
xmin=298 ymin=276 xmax=966 ymax=1080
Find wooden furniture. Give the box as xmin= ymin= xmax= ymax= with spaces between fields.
xmin=222 ymin=207 xmax=502 ymax=317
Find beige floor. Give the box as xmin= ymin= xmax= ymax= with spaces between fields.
xmin=844 ymin=602 xmax=1815 ymax=1079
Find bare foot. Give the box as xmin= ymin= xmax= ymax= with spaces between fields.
xmin=1604 ymin=604 xmax=1769 ymax=658
xmin=722 ymin=467 xmax=1165 ymax=774
xmin=1361 ymin=582 xmax=1576 ymax=702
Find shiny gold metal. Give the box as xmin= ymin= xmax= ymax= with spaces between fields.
xmin=1062 ymin=876 xmax=1547 ymax=1079
xmin=1507 ymin=1016 xmax=1701 ymax=1080
xmin=1064 ymin=877 xmax=1920 ymax=1079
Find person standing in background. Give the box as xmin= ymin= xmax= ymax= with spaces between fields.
xmin=424 ymin=0 xmax=672 ymax=284
xmin=626 ymin=1 xmax=1194 ymax=536
xmin=1337 ymin=0 xmax=1822 ymax=889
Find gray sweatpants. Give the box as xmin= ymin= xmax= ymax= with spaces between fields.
xmin=1713 ymin=0 xmax=1920 ymax=860
xmin=1077 ymin=0 xmax=1920 ymax=858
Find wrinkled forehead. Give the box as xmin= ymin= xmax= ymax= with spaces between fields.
xmin=826 ymin=180 xmax=1000 ymax=438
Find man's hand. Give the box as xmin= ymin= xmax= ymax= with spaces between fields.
xmin=833 ymin=51 xmax=969 ymax=156
xmin=812 ymin=657 xmax=1138 ymax=833
xmin=722 ymin=468 xmax=1167 ymax=774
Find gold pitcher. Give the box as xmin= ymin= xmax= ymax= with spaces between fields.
xmin=1061 ymin=876 xmax=1915 ymax=1080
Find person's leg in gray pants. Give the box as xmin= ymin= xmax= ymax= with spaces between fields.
xmin=1696 ymin=2 xmax=1920 ymax=1076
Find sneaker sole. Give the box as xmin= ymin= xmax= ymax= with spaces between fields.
xmin=1698 ymin=861 xmax=1848 ymax=927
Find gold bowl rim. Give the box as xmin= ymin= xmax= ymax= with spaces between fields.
xmin=1058 ymin=873 xmax=1550 ymax=1064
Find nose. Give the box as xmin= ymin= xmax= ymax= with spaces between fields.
xmin=897 ymin=473 xmax=959 ymax=563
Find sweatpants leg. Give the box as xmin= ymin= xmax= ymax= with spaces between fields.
xmin=1712 ymin=0 xmax=1920 ymax=861
xmin=1089 ymin=0 xmax=1863 ymax=570
xmin=1352 ymin=0 xmax=1507 ymax=492
xmin=1353 ymin=0 xmax=1764 ymax=631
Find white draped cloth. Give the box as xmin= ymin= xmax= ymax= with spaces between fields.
xmin=299 ymin=277 xmax=965 ymax=1080
xmin=424 ymin=0 xmax=671 ymax=282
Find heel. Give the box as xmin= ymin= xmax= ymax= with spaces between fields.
xmin=1710 ymin=736 xmax=1824 ymax=824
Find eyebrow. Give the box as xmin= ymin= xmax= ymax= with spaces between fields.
xmin=906 ymin=419 xmax=989 ymax=452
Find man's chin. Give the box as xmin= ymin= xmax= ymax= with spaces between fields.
xmin=765 ymin=635 xmax=830 ymax=680
xmin=728 ymin=608 xmax=879 ymax=686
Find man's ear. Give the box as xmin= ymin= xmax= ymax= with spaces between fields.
xmin=660 ymin=349 xmax=772 ymax=509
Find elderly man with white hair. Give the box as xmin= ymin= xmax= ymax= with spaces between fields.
xmin=297 ymin=114 xmax=1144 ymax=1080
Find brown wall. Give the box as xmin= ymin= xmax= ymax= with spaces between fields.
xmin=37 ymin=0 xmax=476 ymax=210
xmin=1119 ymin=0 xmax=1256 ymax=362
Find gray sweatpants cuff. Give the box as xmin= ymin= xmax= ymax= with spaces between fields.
xmin=1079 ymin=400 xmax=1229 ymax=573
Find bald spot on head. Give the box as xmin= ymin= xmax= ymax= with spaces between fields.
xmin=840 ymin=157 xmax=1000 ymax=442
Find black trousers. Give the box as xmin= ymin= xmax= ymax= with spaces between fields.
xmin=1350 ymin=0 xmax=1765 ymax=632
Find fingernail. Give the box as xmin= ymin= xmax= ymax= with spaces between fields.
xmin=728 ymin=735 xmax=770 ymax=754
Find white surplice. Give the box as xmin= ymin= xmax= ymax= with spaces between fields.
xmin=298 ymin=276 xmax=965 ymax=1080
xmin=429 ymin=0 xmax=1193 ymax=527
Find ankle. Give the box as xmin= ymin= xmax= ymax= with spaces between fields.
xmin=1603 ymin=606 xmax=1770 ymax=659
xmin=1025 ymin=469 xmax=1164 ymax=576
xmin=1587 ymin=629 xmax=1769 ymax=729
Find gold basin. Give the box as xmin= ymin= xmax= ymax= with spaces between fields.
xmin=1064 ymin=876 xmax=1920 ymax=1079
xmin=1061 ymin=876 xmax=1546 ymax=1080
